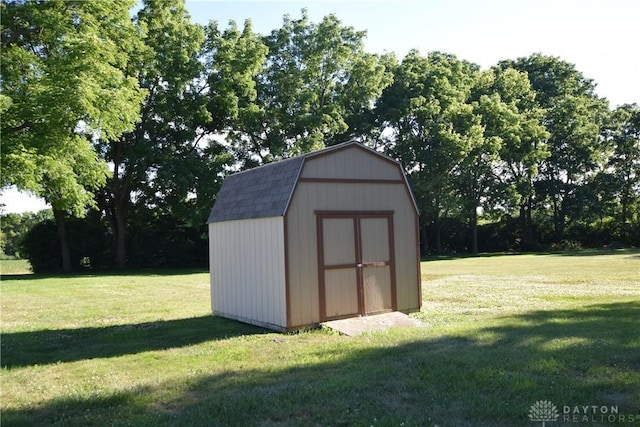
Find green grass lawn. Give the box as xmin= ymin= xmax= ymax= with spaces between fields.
xmin=1 ymin=251 xmax=639 ymax=426
xmin=0 ymin=258 xmax=32 ymax=275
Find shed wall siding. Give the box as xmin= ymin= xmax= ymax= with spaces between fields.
xmin=300 ymin=146 xmax=403 ymax=180
xmin=209 ymin=217 xmax=286 ymax=329
xmin=286 ymin=181 xmax=420 ymax=327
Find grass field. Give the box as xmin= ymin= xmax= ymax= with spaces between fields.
xmin=0 ymin=258 xmax=31 ymax=275
xmin=1 ymin=251 xmax=639 ymax=426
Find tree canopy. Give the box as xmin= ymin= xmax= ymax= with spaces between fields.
xmin=1 ymin=0 xmax=145 ymax=214
xmin=2 ymin=5 xmax=638 ymax=271
xmin=227 ymin=10 xmax=393 ymax=165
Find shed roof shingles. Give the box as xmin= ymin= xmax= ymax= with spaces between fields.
xmin=208 ymin=156 xmax=304 ymax=223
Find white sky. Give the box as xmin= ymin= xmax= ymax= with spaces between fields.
xmin=2 ymin=0 xmax=638 ymax=214
xmin=186 ymin=0 xmax=639 ymax=107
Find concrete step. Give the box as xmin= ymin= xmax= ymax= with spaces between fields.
xmin=322 ymin=311 xmax=424 ymax=336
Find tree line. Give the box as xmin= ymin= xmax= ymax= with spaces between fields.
xmin=2 ymin=1 xmax=638 ymax=272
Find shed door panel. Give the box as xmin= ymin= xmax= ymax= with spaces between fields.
xmin=323 ymin=218 xmax=356 ymax=266
xmin=360 ymin=218 xmax=390 ymax=261
xmin=360 ymin=217 xmax=393 ymax=314
xmin=363 ymin=267 xmax=392 ymax=314
xmin=324 ymin=269 xmax=359 ymax=318
xmin=321 ymin=218 xmax=359 ymax=319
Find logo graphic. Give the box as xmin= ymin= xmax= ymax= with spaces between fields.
xmin=529 ymin=400 xmax=559 ymax=426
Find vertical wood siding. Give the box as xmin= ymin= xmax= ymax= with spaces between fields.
xmin=209 ymin=217 xmax=286 ymax=329
xmin=301 ymin=145 xmax=403 ymax=180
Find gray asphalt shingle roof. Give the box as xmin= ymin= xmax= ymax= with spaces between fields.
xmin=207 ymin=155 xmax=305 ymax=223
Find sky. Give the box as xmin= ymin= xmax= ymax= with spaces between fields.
xmin=184 ymin=0 xmax=639 ymax=106
xmin=2 ymin=0 xmax=638 ymax=214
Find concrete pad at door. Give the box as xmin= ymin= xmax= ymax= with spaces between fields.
xmin=322 ymin=311 xmax=424 ymax=336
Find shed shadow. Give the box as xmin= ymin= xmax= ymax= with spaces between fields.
xmin=1 ymin=316 xmax=267 ymax=369
xmin=422 ymin=248 xmax=640 ymax=261
xmin=0 ymin=268 xmax=209 ymax=282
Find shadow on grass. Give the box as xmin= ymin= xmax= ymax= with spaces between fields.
xmin=0 ymin=268 xmax=209 ymax=282
xmin=3 ymin=301 xmax=639 ymax=426
xmin=1 ymin=316 xmax=267 ymax=369
xmin=423 ymin=248 xmax=640 ymax=261
xmin=529 ymin=248 xmax=640 ymax=257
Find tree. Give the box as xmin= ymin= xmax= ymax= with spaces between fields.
xmin=376 ymin=50 xmax=479 ymax=253
xmin=200 ymin=17 xmax=268 ymax=196
xmin=228 ymin=10 xmax=392 ymax=165
xmin=500 ymin=54 xmax=609 ymax=243
xmin=203 ymin=19 xmax=267 ymax=134
xmin=19 ymin=209 xmax=112 ymax=273
xmin=1 ymin=0 xmax=146 ymax=271
xmin=606 ymin=103 xmax=640 ymax=240
xmin=455 ymin=86 xmax=499 ymax=254
xmin=475 ymin=67 xmax=549 ymax=249
xmin=0 ymin=209 xmax=52 ymax=258
xmin=97 ymin=0 xmax=208 ymax=268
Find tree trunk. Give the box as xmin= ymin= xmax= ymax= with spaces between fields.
xmin=519 ymin=204 xmax=527 ymax=248
xmin=434 ymin=214 xmax=442 ymax=254
xmin=111 ymin=138 xmax=130 ymax=270
xmin=470 ymin=207 xmax=478 ymax=254
xmin=620 ymin=180 xmax=630 ymax=236
xmin=526 ymin=195 xmax=533 ymax=246
xmin=53 ymin=209 xmax=72 ymax=272
xmin=420 ymin=219 xmax=429 ymax=256
xmin=552 ymin=196 xmax=563 ymax=244
xmin=114 ymin=200 xmax=127 ymax=269
xmin=519 ymin=196 xmax=534 ymax=250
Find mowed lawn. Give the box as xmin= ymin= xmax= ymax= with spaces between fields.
xmin=1 ymin=251 xmax=639 ymax=426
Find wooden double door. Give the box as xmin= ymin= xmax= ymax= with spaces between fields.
xmin=317 ymin=211 xmax=397 ymax=321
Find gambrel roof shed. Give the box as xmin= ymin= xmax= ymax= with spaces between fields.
xmin=208 ymin=140 xmax=421 ymax=331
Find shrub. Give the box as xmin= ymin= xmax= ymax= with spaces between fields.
xmin=549 ymin=240 xmax=583 ymax=251
xmin=127 ymin=213 xmax=207 ymax=269
xmin=20 ymin=212 xmax=112 ymax=273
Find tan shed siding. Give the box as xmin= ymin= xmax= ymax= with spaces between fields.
xmin=285 ymin=189 xmax=320 ymax=327
xmin=300 ymin=146 xmax=402 ymax=180
xmin=394 ymin=214 xmax=421 ymax=312
xmin=286 ymin=181 xmax=419 ymax=327
xmin=209 ymin=217 xmax=286 ymax=328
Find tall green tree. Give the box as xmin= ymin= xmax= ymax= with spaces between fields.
xmin=97 ymin=0 xmax=208 ymax=269
xmin=229 ymin=10 xmax=392 ymax=165
xmin=500 ymin=54 xmax=609 ymax=243
xmin=376 ymin=50 xmax=479 ymax=253
xmin=203 ymin=19 xmax=267 ymax=133
xmin=201 ymin=18 xmax=267 ymax=178
xmin=456 ymin=83 xmax=499 ymax=254
xmin=607 ymin=103 xmax=640 ymax=239
xmin=1 ymin=0 xmax=145 ymax=271
xmin=475 ymin=67 xmax=549 ymax=249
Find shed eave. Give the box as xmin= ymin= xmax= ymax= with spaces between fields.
xmin=207 ymin=213 xmax=286 ymax=224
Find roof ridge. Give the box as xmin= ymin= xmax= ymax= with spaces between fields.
xmin=229 ymin=139 xmax=361 ymax=177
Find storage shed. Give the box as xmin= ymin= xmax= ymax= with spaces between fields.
xmin=208 ymin=141 xmax=421 ymax=331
